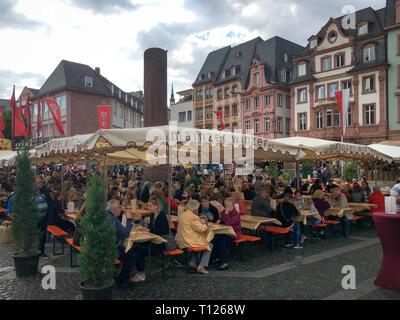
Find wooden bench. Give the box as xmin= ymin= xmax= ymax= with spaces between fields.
xmin=47 ymin=225 xmax=68 ymax=256
xmin=162 ymin=249 xmax=184 ymax=280
xmin=325 ymin=220 xmax=341 ymax=238
xmin=65 ymin=238 xmax=120 ymax=268
xmin=260 ymin=226 xmax=294 ymax=251
xmin=233 ymin=234 xmax=261 ymax=260
xmin=184 ymin=247 xmax=208 ymax=272
xmin=309 ymin=223 xmax=328 ymax=242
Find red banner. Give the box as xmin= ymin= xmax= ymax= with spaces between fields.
xmin=10 ymin=87 xmax=27 ymax=137
xmin=97 ymin=105 xmax=111 ymax=129
xmin=37 ymin=95 xmax=42 ymax=137
xmin=24 ymin=96 xmax=32 ymax=138
xmin=44 ymin=98 xmax=65 ymax=136
xmin=213 ymin=111 xmax=225 ymax=131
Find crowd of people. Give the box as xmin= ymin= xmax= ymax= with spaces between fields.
xmin=0 ymin=163 xmax=398 ymax=288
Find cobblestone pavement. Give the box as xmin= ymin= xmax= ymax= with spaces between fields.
xmin=1 ymin=227 xmax=399 ymax=300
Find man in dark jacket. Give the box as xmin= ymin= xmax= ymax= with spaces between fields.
xmin=198 ymin=195 xmax=219 ymax=223
xmin=251 ymin=186 xmax=274 ymax=218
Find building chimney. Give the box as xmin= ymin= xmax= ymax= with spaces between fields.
xmin=95 ymin=67 xmax=100 ymax=74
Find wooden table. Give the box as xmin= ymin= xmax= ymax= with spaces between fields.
xmin=122 ymin=208 xmax=152 ymax=220
xmin=240 ymin=215 xmax=281 ymax=230
xmin=63 ymin=212 xmax=78 ymax=225
xmin=325 ymin=207 xmax=355 ymax=218
xmin=205 ymin=224 xmax=236 ymax=243
xmin=348 ymin=203 xmax=377 ymax=209
xmin=123 ymin=230 xmax=167 ymax=253
xmin=298 ymin=210 xmax=321 ymax=225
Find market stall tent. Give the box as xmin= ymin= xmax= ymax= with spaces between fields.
xmin=368 ymin=144 xmax=400 ymax=162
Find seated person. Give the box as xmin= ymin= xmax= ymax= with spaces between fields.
xmin=173 ymin=181 xmax=183 ymax=201
xmin=325 ymin=179 xmax=336 ymax=193
xmin=175 ymin=199 xmax=213 ymax=274
xmin=184 ymin=186 xmax=201 ymax=204
xmin=340 ymin=184 xmax=351 ymax=202
xmin=310 ymin=179 xmax=323 ymax=195
xmin=210 ymin=193 xmax=225 ymax=214
xmin=48 ymin=191 xmax=75 ymax=233
xmin=302 ymin=180 xmax=311 ymax=193
xmin=122 ymin=191 xmax=135 ymax=208
xmin=368 ymin=185 xmax=385 ymax=213
xmin=361 ymin=179 xmax=371 ymax=197
xmin=350 ymin=183 xmax=365 ymax=203
xmin=198 ymin=195 xmax=219 ymax=223
xmin=291 ymin=190 xmax=305 ymax=211
xmin=130 ymin=197 xmax=170 ymax=283
xmin=230 ymin=192 xmax=247 ymax=215
xmin=251 ymin=186 xmax=274 ymax=218
xmin=275 ymin=189 xmax=303 ymax=249
xmin=213 ymin=197 xmax=241 ymax=270
xmin=329 ymin=186 xmax=351 ymax=237
xmin=243 ymin=184 xmax=256 ymax=201
xmin=312 ymin=190 xmax=330 ymax=223
xmin=213 ymin=176 xmax=225 ymax=190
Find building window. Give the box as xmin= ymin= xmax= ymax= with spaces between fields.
xmin=254 ymin=73 xmax=260 ymax=84
xmin=310 ymin=39 xmax=318 ymax=49
xmin=342 ymin=80 xmax=352 ymax=94
xmin=245 ymin=120 xmax=250 ymax=130
xmin=217 ymin=90 xmax=222 ymax=99
xmin=56 ymin=95 xmax=66 ymax=110
xmin=298 ymin=88 xmax=307 ymax=103
xmin=347 ymin=108 xmax=351 ymax=126
xmin=196 ymin=108 xmax=203 ymax=120
xmin=205 ymin=106 xmax=213 ymax=119
xmin=286 ymin=118 xmax=290 ymax=133
xmin=232 ymin=67 xmax=236 ymax=76
xmin=254 ymin=97 xmax=259 ymax=108
xmin=329 ymin=83 xmax=338 ymax=98
xmin=363 ymin=45 xmax=375 ymax=62
xmin=232 ymin=86 xmax=238 ymax=94
xmin=254 ymin=119 xmax=260 ymax=133
xmin=265 ymin=95 xmax=271 ymax=106
xmin=298 ymin=63 xmax=306 ymax=76
xmin=84 ymin=76 xmax=93 ymax=87
xmin=328 ymin=31 xmax=337 ymax=43
xmin=225 ymin=87 xmax=230 ymax=97
xmin=178 ymin=112 xmax=186 ymax=123
xmin=222 ymin=70 xmax=226 ymax=79
xmin=232 ymin=122 xmax=237 ymax=130
xmin=265 ymin=118 xmax=270 ymax=132
xmin=187 ymin=111 xmax=192 ymax=122
xmin=358 ymin=22 xmax=368 ymax=36
xmin=232 ymin=104 xmax=238 ymax=115
xmin=363 ymin=75 xmax=375 ymax=93
xmin=299 ymin=113 xmax=307 ymax=131
xmin=277 ymin=94 xmax=282 ymax=107
xmin=281 ymin=70 xmax=287 ymax=83
xmin=111 ymin=84 xmax=114 ymax=94
xmin=224 ymin=105 xmax=230 ymax=117
xmin=316 ymin=111 xmax=323 ymax=129
xmin=206 ymin=89 xmax=210 ymax=99
xmin=322 ymin=57 xmax=331 ymax=71
xmin=284 ymin=53 xmax=288 ymax=63
xmin=286 ymin=95 xmax=290 ymax=108
xmin=365 ymin=105 xmax=375 ymax=125
xmin=334 ymin=109 xmax=340 ymax=127
xmin=317 ymin=85 xmax=325 ymax=100
xmin=245 ymin=100 xmax=250 ymax=110
xmin=326 ymin=109 xmax=332 ymax=127
xmin=335 ymin=54 xmax=344 ymax=68
xmin=277 ymin=117 xmax=282 ymax=132
xmin=119 ymin=89 xmax=122 ymax=99
xmin=210 ymin=88 xmax=213 ymax=97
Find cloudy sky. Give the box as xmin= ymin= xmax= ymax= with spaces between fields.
xmin=0 ymin=0 xmax=387 ymax=102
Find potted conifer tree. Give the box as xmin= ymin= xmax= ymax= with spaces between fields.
xmin=78 ymin=172 xmax=118 ymax=300
xmin=11 ymin=142 xmax=41 ymax=277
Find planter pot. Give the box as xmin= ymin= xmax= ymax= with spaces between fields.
xmin=12 ymin=251 xmax=41 ymax=277
xmin=79 ymin=280 xmax=115 ymax=300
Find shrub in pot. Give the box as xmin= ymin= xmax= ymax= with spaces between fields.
xmin=78 ymin=172 xmax=118 ymax=300
xmin=11 ymin=142 xmax=41 ymax=277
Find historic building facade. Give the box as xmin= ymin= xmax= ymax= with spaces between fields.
xmin=386 ymin=0 xmax=400 ymax=139
xmin=290 ymin=6 xmax=390 ymax=145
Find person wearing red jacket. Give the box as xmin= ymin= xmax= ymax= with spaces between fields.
xmin=212 ymin=197 xmax=241 ymax=270
xmin=368 ymin=185 xmax=385 ymax=213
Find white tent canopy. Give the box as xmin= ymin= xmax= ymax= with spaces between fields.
xmin=272 ymin=136 xmax=392 ymax=163
xmin=0 ymin=151 xmax=17 ymax=168
xmin=368 ymin=144 xmax=400 ymax=162
xmin=32 ymin=125 xmax=304 ymax=165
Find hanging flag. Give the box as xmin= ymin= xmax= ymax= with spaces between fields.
xmin=37 ymin=95 xmax=42 ymax=137
xmin=24 ymin=96 xmax=32 ymax=138
xmin=213 ymin=111 xmax=226 ymax=131
xmin=10 ymin=87 xmax=27 ymax=137
xmin=97 ymin=105 xmax=111 ymax=129
xmin=0 ymin=106 xmax=5 ymax=138
xmin=44 ymin=98 xmax=65 ymax=136
xmin=335 ymin=88 xmax=351 ymax=137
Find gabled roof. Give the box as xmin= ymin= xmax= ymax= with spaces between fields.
xmin=214 ymin=37 xmax=263 ymax=86
xmin=192 ymin=46 xmax=230 ymax=86
xmin=253 ymin=36 xmax=304 ymax=85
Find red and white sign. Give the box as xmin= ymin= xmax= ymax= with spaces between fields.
xmin=335 ymin=88 xmax=350 ymax=137
xmin=97 ymin=105 xmax=111 ymax=129
xmin=44 ymin=98 xmax=65 ymax=136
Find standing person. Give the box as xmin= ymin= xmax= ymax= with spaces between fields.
xmin=328 ymin=186 xmax=352 ymax=237
xmin=275 ymin=189 xmax=303 ymax=249
xmin=213 ymin=198 xmax=241 ymax=270
xmin=175 ymin=199 xmax=213 ymax=275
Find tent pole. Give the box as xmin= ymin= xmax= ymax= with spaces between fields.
xmin=296 ymin=161 xmax=300 ymax=190
xmin=61 ymin=164 xmax=64 ymax=209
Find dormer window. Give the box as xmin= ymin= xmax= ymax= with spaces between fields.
xmin=281 ymin=70 xmax=287 ymax=83
xmin=222 ymin=70 xmax=226 ymax=79
xmin=207 ymin=71 xmax=212 ymax=79
xmin=119 ymin=89 xmax=121 ymax=99
xmin=328 ymin=31 xmax=337 ymax=43
xmin=84 ymin=76 xmax=93 ymax=87
xmin=231 ymin=66 xmax=236 ymax=76
xmin=235 ymin=52 xmax=241 ymax=58
xmin=298 ymin=63 xmax=306 ymax=77
xmin=358 ymin=22 xmax=368 ymax=36
xmin=111 ymin=84 xmax=114 ymax=94
xmin=363 ymin=44 xmax=376 ymax=62
xmin=310 ymin=39 xmax=318 ymax=49
xmin=284 ymin=53 xmax=288 ymax=63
